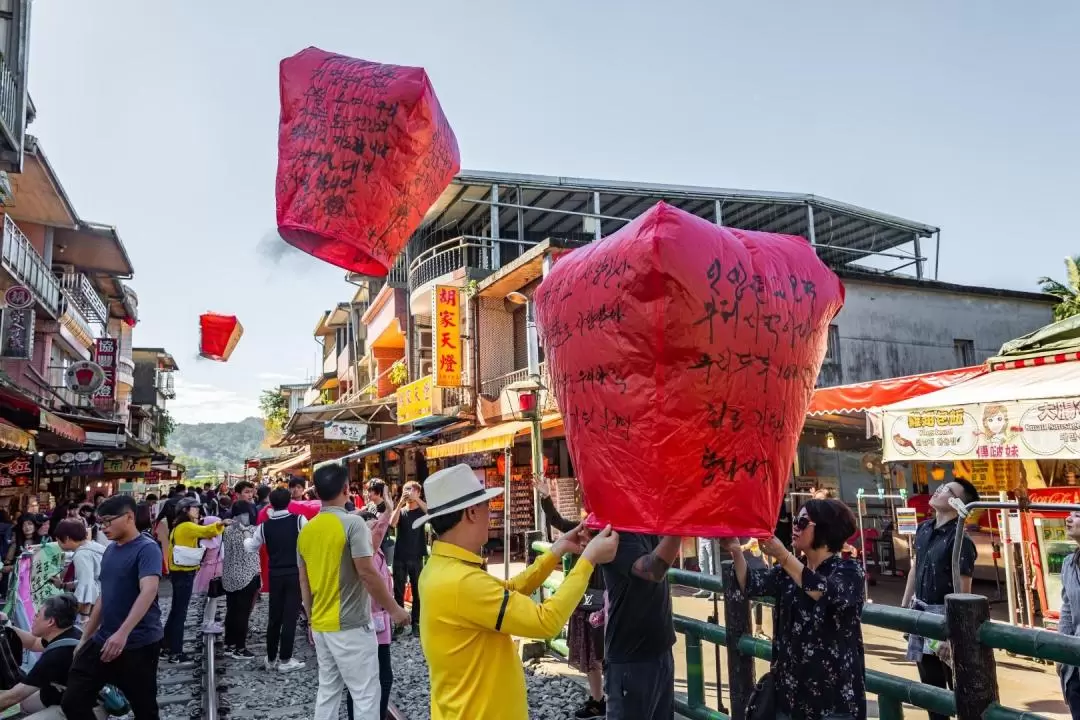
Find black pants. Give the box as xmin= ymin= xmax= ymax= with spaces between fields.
xmin=224 ymin=576 xmax=260 ymax=649
xmin=164 ymin=570 xmax=195 ymax=655
xmin=916 ymin=654 xmax=953 ymax=720
xmin=1066 ymin=673 xmax=1080 ymax=720
xmin=267 ymin=572 xmax=301 ymax=662
xmin=392 ymin=557 xmax=422 ymax=627
xmin=62 ymin=639 xmax=161 ymax=720
xmin=346 ymin=643 xmax=393 ymax=720
xmin=605 ymin=652 xmax=675 ymax=720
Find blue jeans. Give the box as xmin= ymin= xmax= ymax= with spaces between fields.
xmin=164 ymin=570 xmax=195 ymax=655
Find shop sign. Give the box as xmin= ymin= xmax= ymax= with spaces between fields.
xmin=883 ymin=398 xmax=1080 ymax=462
xmin=118 ymin=481 xmax=147 ymax=495
xmin=65 ymin=360 xmax=106 ymax=396
xmin=92 ymin=338 xmax=118 ymax=407
xmin=324 ymin=421 xmax=368 ymax=442
xmin=309 ymin=440 xmax=352 ymax=464
xmin=0 ymin=457 xmax=31 ymax=487
xmin=0 ymin=305 xmax=34 ymax=360
xmin=396 ymin=376 xmax=434 ymax=425
xmin=432 ymin=285 xmax=461 ymax=387
xmin=895 ymin=507 xmax=919 ymax=535
xmin=42 ymin=451 xmax=104 ymax=478
xmin=3 ymin=285 xmax=33 ymax=309
xmin=1027 ymin=487 xmax=1080 ymax=506
xmin=104 ymin=455 xmax=151 ymax=474
xmin=956 ymin=459 xmax=1014 ymax=495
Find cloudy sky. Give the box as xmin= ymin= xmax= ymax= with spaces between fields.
xmin=26 ymin=2 xmax=1079 ymax=424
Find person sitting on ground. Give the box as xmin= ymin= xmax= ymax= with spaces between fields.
xmin=54 ymin=520 xmax=106 ymax=625
xmin=419 ymin=464 xmax=618 ymax=720
xmin=0 ymin=594 xmax=108 ymax=718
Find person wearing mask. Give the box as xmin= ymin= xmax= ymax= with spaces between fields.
xmin=901 ymin=478 xmax=980 ymax=720
xmin=418 ymin=464 xmax=617 ymax=720
xmin=61 ymin=495 xmax=163 ymax=720
xmin=245 ymin=487 xmax=306 ymax=672
xmin=390 ymin=481 xmax=427 ymax=635
xmin=288 ymin=477 xmax=307 ymax=502
xmin=0 ymin=594 xmax=108 ymax=718
xmin=1059 ymin=511 xmax=1080 ymax=716
xmin=726 ymin=498 xmax=867 ymax=720
xmin=54 ymin=520 xmax=106 ymax=625
xmin=365 ymin=480 xmax=395 ymax=568
xmin=298 ymin=464 xmax=410 ymax=720
xmin=164 ymin=498 xmax=227 ymax=663
xmin=220 ymin=501 xmax=261 ymax=660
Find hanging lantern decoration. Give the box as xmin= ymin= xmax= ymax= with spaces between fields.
xmin=199 ymin=313 xmax=243 ymax=362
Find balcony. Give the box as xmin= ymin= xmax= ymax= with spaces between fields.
xmin=155 ymin=369 xmax=176 ymax=399
xmin=408 ymin=236 xmax=497 ymax=291
xmin=1 ymin=215 xmax=61 ymax=317
xmin=58 ymin=272 xmax=108 ymax=332
xmin=117 ymin=355 xmax=135 ymax=389
xmin=481 ymin=363 xmax=559 ymax=416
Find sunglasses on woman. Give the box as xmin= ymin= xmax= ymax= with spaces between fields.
xmin=794 ymin=515 xmax=815 ymax=531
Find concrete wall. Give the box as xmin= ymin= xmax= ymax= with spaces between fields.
xmin=826 ymin=277 xmax=1055 ymax=387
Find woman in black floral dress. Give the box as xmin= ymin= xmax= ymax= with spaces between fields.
xmin=725 ymin=498 xmax=866 ymax=720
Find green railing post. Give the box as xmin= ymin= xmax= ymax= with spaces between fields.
xmin=877 ymin=694 xmax=905 ymax=720
xmin=946 ymin=593 xmax=998 ymax=720
xmin=721 ymin=560 xmax=754 ymax=720
xmin=686 ymin=631 xmax=705 ymax=709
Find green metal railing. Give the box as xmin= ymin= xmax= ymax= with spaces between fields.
xmin=530 ymin=542 xmax=1080 ymax=720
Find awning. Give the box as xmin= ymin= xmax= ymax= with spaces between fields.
xmin=39 ymin=410 xmax=86 ymax=443
xmin=0 ymin=422 xmax=34 ymax=453
xmin=283 ymin=397 xmax=394 ymax=438
xmin=314 ymin=420 xmax=463 ymax=470
xmin=265 ymin=450 xmax=311 ymax=475
xmin=425 ymin=414 xmax=563 ymax=459
xmin=877 ymin=360 xmax=1080 ymax=462
xmin=808 ymin=366 xmax=986 ymax=416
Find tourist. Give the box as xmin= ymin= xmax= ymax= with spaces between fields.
xmin=244 ymin=487 xmax=306 ymax=672
xmin=391 ymin=481 xmax=427 ymax=634
xmin=359 ymin=505 xmax=394 ymax=718
xmin=0 ymin=594 xmax=107 ymax=718
xmin=195 ymin=513 xmax=226 ymax=635
xmin=255 ymin=484 xmax=271 ymax=514
xmin=902 ymin=478 xmax=979 ymax=720
xmin=602 ymin=529 xmax=680 ymax=720
xmin=3 ymin=514 xmax=40 ymax=578
xmin=418 ymin=463 xmax=618 ymax=720
xmin=221 ymin=500 xmax=261 ymax=660
xmin=61 ymin=494 xmax=163 ymax=720
xmin=1058 ymin=511 xmax=1080 ymax=716
xmin=726 ymin=498 xmax=867 ymax=720
xmin=289 ymin=477 xmax=307 ymax=501
xmin=298 ymin=464 xmax=409 ymax=720
xmin=54 ymin=519 xmax=105 ymax=625
xmin=693 ymin=537 xmax=717 ymax=600
xmin=164 ymin=497 xmax=226 ymax=663
xmin=365 ymin=479 xmax=395 ymax=567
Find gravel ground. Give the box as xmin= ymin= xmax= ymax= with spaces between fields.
xmin=157 ymin=589 xmax=589 ymax=719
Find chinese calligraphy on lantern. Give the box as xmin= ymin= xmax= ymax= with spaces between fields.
xmin=433 ymin=285 xmax=461 ymax=387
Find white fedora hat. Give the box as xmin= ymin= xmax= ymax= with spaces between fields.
xmin=412 ymin=463 xmax=503 ymax=529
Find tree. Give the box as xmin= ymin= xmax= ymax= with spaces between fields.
xmin=1039 ymin=256 xmax=1080 ymax=321
xmin=157 ymin=409 xmax=176 ymax=447
xmin=259 ymin=390 xmax=289 ymax=433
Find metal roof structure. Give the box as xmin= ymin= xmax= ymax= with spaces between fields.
xmin=414 ymin=170 xmax=941 ymax=279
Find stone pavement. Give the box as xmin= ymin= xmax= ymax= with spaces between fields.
xmin=495 ymin=559 xmax=1071 ymax=719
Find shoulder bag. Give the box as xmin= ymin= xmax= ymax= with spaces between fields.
xmin=170 ymin=528 xmax=206 ymax=567
xmin=745 ymin=671 xmax=776 ymax=720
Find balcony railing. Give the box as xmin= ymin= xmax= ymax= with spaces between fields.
xmin=481 ymin=363 xmax=558 ymax=413
xmin=155 ymin=370 xmax=176 ymax=399
xmin=58 ymin=272 xmax=109 ymax=329
xmin=1 ymin=215 xmax=61 ymax=317
xmin=408 ymin=236 xmax=495 ymax=291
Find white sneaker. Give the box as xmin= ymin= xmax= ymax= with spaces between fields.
xmin=264 ymin=658 xmax=277 ymax=671
xmin=278 ymin=658 xmax=306 ymax=673
xmin=202 ymin=621 xmax=224 ymax=635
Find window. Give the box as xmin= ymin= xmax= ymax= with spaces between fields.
xmin=824 ymin=325 xmax=841 ymax=364
xmin=954 ymin=339 xmax=976 ymax=367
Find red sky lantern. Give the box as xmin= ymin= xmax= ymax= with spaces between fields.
xmin=199 ymin=313 xmax=243 ymax=362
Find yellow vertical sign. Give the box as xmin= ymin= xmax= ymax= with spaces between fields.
xmin=433 ymin=285 xmax=462 ymax=387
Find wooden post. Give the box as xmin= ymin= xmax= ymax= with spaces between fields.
xmin=946 ymin=593 xmax=998 ymax=719
xmin=722 ymin=560 xmax=754 ymax=720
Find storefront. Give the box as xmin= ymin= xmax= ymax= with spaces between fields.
xmin=0 ymin=422 xmax=36 ymax=515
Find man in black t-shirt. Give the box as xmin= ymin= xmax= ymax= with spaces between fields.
xmin=391 ymin=481 xmax=428 ymax=633
xmin=602 ymin=533 xmax=680 ymax=720
xmin=0 ymin=594 xmax=105 ymax=717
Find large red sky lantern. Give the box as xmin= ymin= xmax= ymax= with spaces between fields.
xmin=534 ymin=203 xmax=846 ymax=538
xmin=275 ymin=47 xmax=460 ymax=276
xmin=199 ymin=313 xmax=243 ymax=362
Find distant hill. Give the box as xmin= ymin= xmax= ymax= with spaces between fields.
xmin=167 ymin=417 xmax=273 ymax=477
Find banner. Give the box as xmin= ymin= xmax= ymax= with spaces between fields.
xmin=42 ymin=451 xmax=105 ymax=478
xmin=324 ymin=421 xmax=368 ymax=442
xmin=397 ymin=376 xmax=434 ymax=425
xmin=309 ymin=440 xmax=352 ymax=464
xmin=0 ymin=306 xmax=33 ymax=360
xmin=433 ymin=286 xmax=462 ymax=387
xmin=883 ymin=397 xmax=1080 ymax=462
xmin=92 ymin=338 xmax=118 ymax=408
xmin=105 ymin=455 xmax=151 ymax=473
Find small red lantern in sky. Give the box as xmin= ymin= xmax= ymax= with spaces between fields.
xmin=199 ymin=313 xmax=243 ymax=362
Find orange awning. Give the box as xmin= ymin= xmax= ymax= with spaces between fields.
xmin=807 ymin=366 xmax=987 ymax=416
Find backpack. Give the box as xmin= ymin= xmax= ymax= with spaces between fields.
xmin=41 ymin=638 xmax=130 ymax=716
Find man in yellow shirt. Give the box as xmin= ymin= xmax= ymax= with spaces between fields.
xmin=414 ymin=464 xmax=618 ymax=720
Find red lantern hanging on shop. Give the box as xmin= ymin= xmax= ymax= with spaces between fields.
xmin=199 ymin=313 xmax=243 ymax=362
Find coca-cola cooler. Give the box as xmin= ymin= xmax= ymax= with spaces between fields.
xmin=1023 ymin=488 xmax=1080 ymax=623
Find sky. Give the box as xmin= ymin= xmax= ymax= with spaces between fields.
xmin=26 ymin=1 xmax=1080 ymax=424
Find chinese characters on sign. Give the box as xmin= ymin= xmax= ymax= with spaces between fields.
xmin=104 ymin=456 xmax=152 ymax=474
xmin=884 ymin=397 xmax=1080 ymax=462
xmin=0 ymin=306 xmax=34 ymax=360
xmin=433 ymin=285 xmax=461 ymax=387
xmin=396 ymin=376 xmax=434 ymax=425
xmin=93 ymin=338 xmax=118 ymax=409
